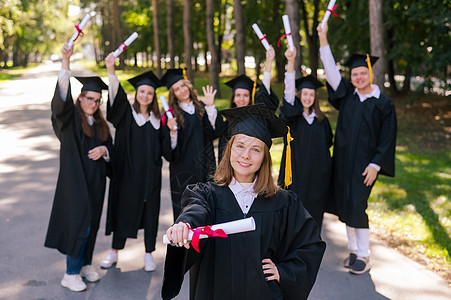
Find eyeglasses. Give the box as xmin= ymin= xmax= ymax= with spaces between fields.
xmin=84 ymin=96 xmax=103 ymax=105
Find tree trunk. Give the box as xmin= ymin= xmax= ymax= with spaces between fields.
xmin=183 ymin=0 xmax=194 ymax=82
xmin=233 ymin=0 xmax=245 ymax=75
xmin=386 ymin=27 xmax=399 ymax=95
xmin=206 ymin=0 xmax=220 ymax=96
xmin=167 ymin=0 xmax=175 ymax=68
xmin=285 ymin=0 xmax=302 ymax=76
xmin=112 ymin=0 xmax=123 ymax=69
xmin=401 ymin=66 xmax=412 ymax=95
xmin=301 ymin=0 xmax=320 ymax=77
xmin=152 ymin=0 xmax=162 ymax=76
xmin=369 ymin=0 xmax=385 ymax=90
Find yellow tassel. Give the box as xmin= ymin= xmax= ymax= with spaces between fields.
xmin=182 ymin=68 xmax=187 ymax=80
xmin=366 ymin=54 xmax=373 ymax=84
xmin=251 ymin=80 xmax=257 ymax=105
xmin=284 ymin=127 xmax=294 ymax=188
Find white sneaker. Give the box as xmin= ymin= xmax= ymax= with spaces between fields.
xmin=80 ymin=265 xmax=100 ymax=282
xmin=144 ymin=253 xmax=156 ymax=272
xmin=61 ymin=274 xmax=87 ymax=292
xmin=100 ymin=250 xmax=118 ymax=269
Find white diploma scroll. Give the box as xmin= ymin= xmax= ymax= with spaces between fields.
xmin=159 ymin=95 xmax=178 ymax=130
xmin=321 ymin=0 xmax=337 ymax=29
xmin=67 ymin=13 xmax=91 ymax=49
xmin=252 ymin=23 xmax=270 ymax=51
xmin=282 ymin=15 xmax=294 ymax=51
xmin=113 ymin=32 xmax=139 ymax=57
xmin=163 ymin=217 xmax=256 ymax=245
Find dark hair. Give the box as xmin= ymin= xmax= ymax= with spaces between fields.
xmin=214 ymin=135 xmax=278 ymax=198
xmin=229 ymin=89 xmax=250 ymax=108
xmin=75 ymin=92 xmax=110 ymax=142
xmin=132 ymin=86 xmax=161 ymax=119
xmin=168 ymin=79 xmax=205 ymax=128
xmin=296 ymin=90 xmax=326 ymax=123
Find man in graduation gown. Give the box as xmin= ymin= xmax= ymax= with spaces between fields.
xmin=318 ymin=22 xmax=397 ymax=274
xmin=162 ymin=104 xmax=325 ymax=300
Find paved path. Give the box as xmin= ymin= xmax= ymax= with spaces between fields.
xmin=0 ymin=63 xmax=449 ymax=300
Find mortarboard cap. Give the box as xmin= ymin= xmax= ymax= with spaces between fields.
xmin=127 ymin=70 xmax=161 ymax=90
xmin=75 ymin=76 xmax=108 ymax=93
xmin=295 ymin=75 xmax=324 ymax=91
xmin=161 ymin=68 xmax=186 ymax=89
xmin=219 ymin=103 xmax=287 ymax=149
xmin=225 ymin=74 xmax=260 ymax=92
xmin=345 ymin=53 xmax=379 ymax=70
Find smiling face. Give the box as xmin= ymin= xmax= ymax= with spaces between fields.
xmin=171 ymin=80 xmax=191 ymax=103
xmin=299 ymin=88 xmax=316 ymax=110
xmin=79 ymin=91 xmax=102 ymax=116
xmin=233 ymin=88 xmax=251 ymax=107
xmin=136 ymin=85 xmax=155 ymax=108
xmin=230 ymin=134 xmax=265 ymax=183
xmin=350 ymin=66 xmax=372 ymax=92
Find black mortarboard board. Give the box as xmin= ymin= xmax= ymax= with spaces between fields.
xmin=295 ymin=75 xmax=324 ymax=91
xmin=219 ymin=103 xmax=287 ymax=148
xmin=225 ymin=74 xmax=260 ymax=92
xmin=344 ymin=53 xmax=379 ymax=70
xmin=161 ymin=68 xmax=186 ymax=89
xmin=127 ymin=70 xmax=161 ymax=90
xmin=75 ymin=76 xmax=108 ymax=93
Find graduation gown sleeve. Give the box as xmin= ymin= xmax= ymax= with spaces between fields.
xmin=254 ymin=85 xmax=280 ymax=112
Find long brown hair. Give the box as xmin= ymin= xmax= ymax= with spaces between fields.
xmin=296 ymin=90 xmax=326 ymax=123
xmin=214 ymin=135 xmax=278 ymax=198
xmin=75 ymin=92 xmax=110 ymax=142
xmin=168 ymin=79 xmax=205 ymax=128
xmin=132 ymin=88 xmax=161 ymax=119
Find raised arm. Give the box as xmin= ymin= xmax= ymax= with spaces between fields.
xmin=317 ymin=22 xmax=341 ymax=91
xmin=57 ymin=42 xmax=74 ymax=101
xmin=105 ymin=53 xmax=119 ymax=104
xmin=284 ymin=46 xmax=296 ymax=105
xmin=262 ymin=46 xmax=275 ymax=94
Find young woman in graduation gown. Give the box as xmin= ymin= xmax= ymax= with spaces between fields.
xmin=277 ymin=47 xmax=333 ymax=231
xmin=44 ymin=42 xmax=113 ymax=292
xmin=99 ymin=54 xmax=174 ymax=272
xmin=318 ymin=22 xmax=397 ymax=275
xmin=217 ymin=46 xmax=279 ymax=163
xmin=162 ymin=104 xmax=326 ymax=300
xmin=161 ymin=69 xmax=222 ymax=220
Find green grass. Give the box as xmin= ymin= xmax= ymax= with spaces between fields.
xmin=81 ymin=64 xmax=451 ymax=281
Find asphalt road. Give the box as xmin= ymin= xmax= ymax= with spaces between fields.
xmin=0 ymin=63 xmax=449 ymax=300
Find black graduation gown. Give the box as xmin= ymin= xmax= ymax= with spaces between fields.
xmin=327 ymin=78 xmax=397 ymax=228
xmin=277 ymin=98 xmax=333 ymax=228
xmin=162 ymin=182 xmax=326 ymax=300
xmin=105 ymin=86 xmax=172 ymax=248
xmin=45 ymin=83 xmax=112 ymax=262
xmin=217 ymin=85 xmax=280 ymax=163
xmin=168 ymin=107 xmax=221 ymax=219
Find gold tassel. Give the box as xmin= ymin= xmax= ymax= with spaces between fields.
xmin=251 ymin=80 xmax=257 ymax=105
xmin=182 ymin=68 xmax=187 ymax=80
xmin=284 ymin=127 xmax=294 ymax=188
xmin=366 ymin=54 xmax=373 ymax=84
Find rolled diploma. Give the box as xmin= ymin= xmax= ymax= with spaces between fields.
xmin=321 ymin=0 xmax=337 ymax=28
xmin=67 ymin=13 xmax=91 ymax=48
xmin=163 ymin=217 xmax=256 ymax=244
xmin=159 ymin=96 xmax=178 ymax=130
xmin=282 ymin=15 xmax=294 ymax=51
xmin=113 ymin=32 xmax=139 ymax=57
xmin=252 ymin=23 xmax=270 ymax=51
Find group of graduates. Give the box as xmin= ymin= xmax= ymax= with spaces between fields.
xmin=44 ymin=20 xmax=397 ymax=300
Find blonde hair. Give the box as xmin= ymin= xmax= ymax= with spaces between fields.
xmin=214 ymin=135 xmax=278 ymax=197
xmin=168 ymin=79 xmax=205 ymax=128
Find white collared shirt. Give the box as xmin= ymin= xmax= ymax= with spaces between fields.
xmin=228 ymin=177 xmax=258 ymax=215
xmin=354 ymin=84 xmax=381 ymax=102
xmin=303 ymin=110 xmax=317 ymax=125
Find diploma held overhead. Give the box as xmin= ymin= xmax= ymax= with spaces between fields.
xmin=163 ymin=217 xmax=256 ymax=252
xmin=113 ymin=32 xmax=138 ymax=57
xmin=252 ymin=23 xmax=270 ymax=51
xmin=321 ymin=0 xmax=339 ymax=28
xmin=67 ymin=13 xmax=92 ymax=48
xmin=282 ymin=15 xmax=294 ymax=51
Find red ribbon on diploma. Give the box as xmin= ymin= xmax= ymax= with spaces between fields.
xmin=73 ymin=25 xmax=84 ymax=42
xmin=119 ymin=43 xmax=127 ymax=51
xmin=190 ymin=225 xmax=228 ymax=252
xmin=260 ymin=34 xmax=268 ymax=43
xmin=161 ymin=107 xmax=175 ymax=127
xmin=328 ymin=4 xmax=339 ymax=17
xmin=277 ymin=33 xmax=291 ymax=48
